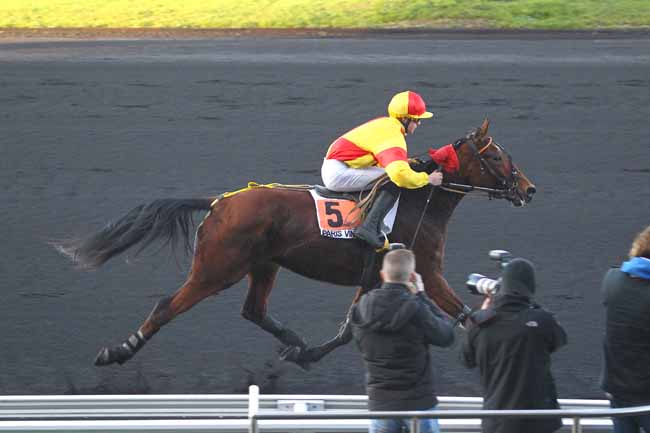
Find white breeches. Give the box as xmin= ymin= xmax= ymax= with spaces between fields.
xmin=321 ymin=159 xmax=386 ymax=192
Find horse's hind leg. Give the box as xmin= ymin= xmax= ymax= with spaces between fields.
xmin=93 ymin=201 xmax=258 ymax=367
xmin=94 ymin=256 xmax=248 ymax=366
xmin=94 ymin=276 xmax=214 ymax=366
xmin=241 ymin=262 xmax=308 ymax=353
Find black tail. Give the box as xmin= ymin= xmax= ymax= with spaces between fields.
xmin=55 ymin=198 xmax=214 ymax=269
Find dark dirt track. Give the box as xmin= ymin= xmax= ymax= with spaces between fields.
xmin=1 ymin=37 xmax=649 ymax=397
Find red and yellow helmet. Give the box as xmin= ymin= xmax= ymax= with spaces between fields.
xmin=387 ymin=91 xmax=434 ymax=120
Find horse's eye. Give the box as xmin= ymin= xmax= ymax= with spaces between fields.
xmin=492 ymin=155 xmax=502 ymax=162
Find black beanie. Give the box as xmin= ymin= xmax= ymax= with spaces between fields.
xmin=500 ymin=258 xmax=536 ymax=298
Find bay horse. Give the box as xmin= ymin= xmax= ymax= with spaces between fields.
xmin=56 ymin=119 xmax=535 ymax=368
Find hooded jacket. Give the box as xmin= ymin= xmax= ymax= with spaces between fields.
xmin=350 ymin=282 xmax=455 ymax=411
xmin=600 ymin=261 xmax=650 ymax=403
xmin=461 ymin=258 xmax=567 ymax=433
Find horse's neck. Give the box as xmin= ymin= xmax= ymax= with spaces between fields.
xmin=398 ymin=187 xmax=463 ymax=270
xmin=401 ymin=187 xmax=464 ymax=232
xmin=427 ymin=188 xmax=464 ymax=224
xmin=415 ymin=188 xmax=464 ymax=271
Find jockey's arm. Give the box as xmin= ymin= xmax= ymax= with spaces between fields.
xmin=371 ymin=128 xmax=430 ymax=189
xmin=384 ymin=160 xmax=430 ymax=189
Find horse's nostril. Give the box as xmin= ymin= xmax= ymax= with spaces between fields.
xmin=526 ymin=186 xmax=537 ymax=196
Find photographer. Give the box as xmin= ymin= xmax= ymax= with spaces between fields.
xmin=351 ymin=248 xmax=455 ymax=433
xmin=601 ymin=225 xmax=650 ymax=433
xmin=461 ymin=257 xmax=567 ymax=433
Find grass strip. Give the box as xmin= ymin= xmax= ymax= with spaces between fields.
xmin=0 ymin=0 xmax=649 ymax=29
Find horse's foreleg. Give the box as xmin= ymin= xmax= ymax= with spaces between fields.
xmin=281 ymin=286 xmax=364 ymax=366
xmin=242 ymin=263 xmax=308 ymax=351
xmin=421 ymin=270 xmax=472 ymax=328
xmin=281 ymin=250 xmax=380 ymax=367
xmin=94 ymin=277 xmax=220 ymax=366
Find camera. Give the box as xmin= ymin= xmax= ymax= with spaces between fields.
xmin=466 ymin=250 xmax=512 ymax=296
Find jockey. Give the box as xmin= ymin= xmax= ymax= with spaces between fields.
xmin=322 ymin=91 xmax=443 ymax=248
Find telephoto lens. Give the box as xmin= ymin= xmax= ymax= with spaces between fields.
xmin=466 ymin=273 xmax=501 ymax=296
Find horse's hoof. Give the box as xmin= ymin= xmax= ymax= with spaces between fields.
xmin=94 ymin=347 xmax=112 ymax=366
xmin=279 ymin=346 xmax=311 ymax=371
xmin=94 ymin=345 xmax=132 ymax=366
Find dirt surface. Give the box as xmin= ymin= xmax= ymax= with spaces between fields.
xmin=1 ymin=37 xmax=649 ymax=398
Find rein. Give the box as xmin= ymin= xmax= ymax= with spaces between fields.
xmin=440 ymin=182 xmax=508 ymax=197
xmin=409 ymin=186 xmax=435 ymax=249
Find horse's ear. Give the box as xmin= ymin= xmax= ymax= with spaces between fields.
xmin=478 ymin=118 xmax=490 ymax=138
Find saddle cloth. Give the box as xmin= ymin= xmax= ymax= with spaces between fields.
xmin=309 ymin=189 xmax=399 ymax=239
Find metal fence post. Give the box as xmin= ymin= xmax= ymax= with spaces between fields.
xmin=248 ymin=385 xmax=259 ymax=433
xmin=410 ymin=416 xmax=419 ymax=433
xmin=572 ymin=416 xmax=582 ymax=433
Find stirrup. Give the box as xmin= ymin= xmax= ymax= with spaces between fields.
xmin=374 ymin=232 xmax=390 ymax=252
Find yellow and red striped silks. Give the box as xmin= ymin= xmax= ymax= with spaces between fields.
xmin=325 ymin=117 xmax=429 ymax=189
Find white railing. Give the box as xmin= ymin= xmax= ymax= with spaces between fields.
xmin=250 ymin=406 xmax=650 ymax=433
xmin=1 ymin=385 xmax=648 ymax=433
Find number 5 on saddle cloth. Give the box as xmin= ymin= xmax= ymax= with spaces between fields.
xmin=309 ymin=188 xmax=400 ymax=241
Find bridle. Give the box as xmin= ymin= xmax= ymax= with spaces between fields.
xmin=442 ymin=136 xmax=520 ymax=201
xmin=410 ymin=135 xmax=521 ymax=249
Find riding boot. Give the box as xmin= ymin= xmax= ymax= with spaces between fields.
xmin=354 ymin=183 xmax=400 ymax=248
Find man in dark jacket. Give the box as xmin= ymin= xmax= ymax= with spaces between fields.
xmin=351 ymin=248 xmax=455 ymax=433
xmin=601 ymin=225 xmax=650 ymax=433
xmin=461 ymin=258 xmax=567 ymax=433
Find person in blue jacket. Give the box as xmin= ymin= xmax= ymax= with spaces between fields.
xmin=601 ymin=225 xmax=650 ymax=433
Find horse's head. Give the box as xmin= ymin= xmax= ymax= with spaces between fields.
xmin=441 ymin=119 xmax=536 ymax=206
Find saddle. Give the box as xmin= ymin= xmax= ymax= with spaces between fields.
xmin=314 ymin=185 xmax=369 ymax=202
